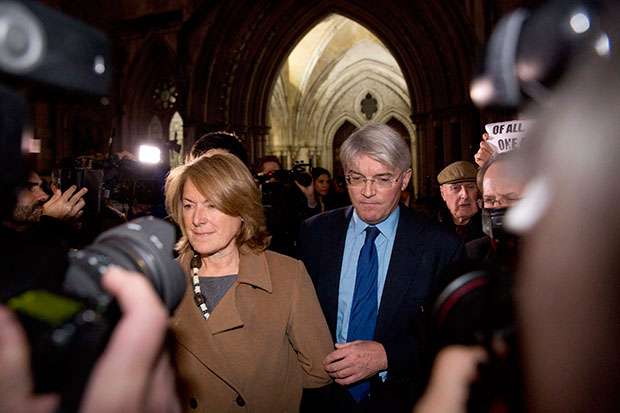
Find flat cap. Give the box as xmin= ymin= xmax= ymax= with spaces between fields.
xmin=437 ymin=161 xmax=478 ymax=185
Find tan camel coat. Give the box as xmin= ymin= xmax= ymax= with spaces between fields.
xmin=170 ymin=250 xmax=333 ymax=412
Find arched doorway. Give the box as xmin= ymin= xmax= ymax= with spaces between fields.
xmin=267 ymin=14 xmax=415 ymax=174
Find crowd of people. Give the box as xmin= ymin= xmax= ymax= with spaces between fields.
xmin=3 ymin=0 xmax=620 ymax=411
xmin=0 ymin=120 xmax=530 ymax=412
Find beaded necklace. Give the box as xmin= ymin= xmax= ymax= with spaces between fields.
xmin=190 ymin=253 xmax=210 ymax=320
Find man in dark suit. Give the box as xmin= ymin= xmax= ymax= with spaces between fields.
xmin=298 ymin=123 xmax=465 ymax=412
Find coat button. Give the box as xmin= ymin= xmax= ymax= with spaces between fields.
xmin=189 ymin=398 xmax=198 ymax=409
xmin=235 ymin=395 xmax=245 ymax=407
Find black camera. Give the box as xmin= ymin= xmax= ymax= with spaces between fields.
xmin=430 ymin=267 xmax=522 ymax=411
xmin=255 ymin=161 xmax=312 ymax=187
xmin=5 ymin=216 xmax=186 ymax=411
xmin=0 ymin=2 xmax=188 ymax=410
xmin=481 ymin=207 xmax=508 ymax=239
xmin=57 ymin=165 xmax=104 ymax=215
xmin=257 ymin=162 xmax=312 ymax=209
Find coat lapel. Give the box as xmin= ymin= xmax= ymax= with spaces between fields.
xmin=375 ymin=206 xmax=423 ymax=340
xmin=207 ymin=252 xmax=272 ymax=335
xmin=170 ymin=282 xmax=242 ymax=392
xmin=170 ymin=252 xmax=274 ymax=393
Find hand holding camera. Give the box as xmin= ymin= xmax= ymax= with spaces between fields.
xmin=0 ymin=265 xmax=181 ymax=413
xmin=42 ymin=184 xmax=88 ymax=222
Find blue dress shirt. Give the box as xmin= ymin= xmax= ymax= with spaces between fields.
xmin=336 ymin=206 xmax=400 ymax=344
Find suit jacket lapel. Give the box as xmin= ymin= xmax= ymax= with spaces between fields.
xmin=375 ymin=206 xmax=423 ymax=340
xmin=321 ymin=206 xmax=352 ymax=338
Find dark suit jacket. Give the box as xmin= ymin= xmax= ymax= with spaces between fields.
xmin=298 ymin=204 xmax=466 ymax=412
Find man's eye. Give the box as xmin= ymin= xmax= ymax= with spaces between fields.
xmin=350 ymin=176 xmax=363 ymax=183
xmin=377 ymin=177 xmax=391 ymax=183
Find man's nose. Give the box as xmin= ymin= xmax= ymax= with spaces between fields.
xmin=458 ymin=186 xmax=469 ymax=198
xmin=34 ymin=187 xmax=49 ymax=202
xmin=361 ymin=179 xmax=376 ymax=198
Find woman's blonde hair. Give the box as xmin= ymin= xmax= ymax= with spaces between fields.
xmin=165 ymin=153 xmax=270 ymax=255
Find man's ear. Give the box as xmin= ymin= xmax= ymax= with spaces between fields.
xmin=400 ymin=168 xmax=412 ymax=191
xmin=439 ymin=184 xmax=446 ymax=201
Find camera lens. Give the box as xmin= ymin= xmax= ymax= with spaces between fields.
xmin=295 ymin=171 xmax=312 ymax=187
xmin=64 ymin=216 xmax=186 ymax=311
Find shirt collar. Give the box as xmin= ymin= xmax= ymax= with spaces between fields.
xmin=351 ymin=205 xmax=400 ymax=241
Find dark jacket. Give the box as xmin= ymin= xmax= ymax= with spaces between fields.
xmin=297 ymin=204 xmax=466 ymax=412
xmin=437 ymin=207 xmax=485 ymax=244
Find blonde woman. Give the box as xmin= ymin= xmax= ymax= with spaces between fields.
xmin=165 ymin=154 xmax=332 ymax=412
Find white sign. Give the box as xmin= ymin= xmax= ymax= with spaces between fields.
xmin=484 ymin=119 xmax=535 ymax=154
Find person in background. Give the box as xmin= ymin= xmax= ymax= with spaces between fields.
xmin=165 ymin=153 xmax=332 ymax=411
xmin=437 ymin=161 xmax=484 ymax=243
xmin=4 ymin=169 xmax=87 ymax=232
xmin=325 ymin=174 xmax=351 ymax=210
xmin=466 ymin=151 xmax=527 ymax=268
xmin=254 ymin=155 xmax=320 ymax=257
xmin=189 ymin=131 xmax=248 ymax=166
xmin=311 ymin=167 xmax=331 ymax=212
xmin=253 ymin=155 xmax=285 ymax=182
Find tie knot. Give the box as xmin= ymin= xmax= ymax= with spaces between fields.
xmin=365 ymin=226 xmax=381 ymax=244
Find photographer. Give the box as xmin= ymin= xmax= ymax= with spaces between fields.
xmin=4 ymin=169 xmax=87 ymax=233
xmin=0 ymin=3 xmax=186 ymax=410
xmin=2 ymin=169 xmax=89 ymax=254
xmin=0 ymin=265 xmax=181 ymax=412
xmin=466 ymin=151 xmax=528 ymax=270
xmin=254 ymin=155 xmax=320 ymax=257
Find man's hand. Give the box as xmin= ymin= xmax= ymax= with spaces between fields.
xmin=323 ymin=340 xmax=388 ymax=385
xmin=42 ymin=184 xmax=88 ymax=221
xmin=295 ymin=180 xmax=318 ymax=208
xmin=474 ymin=133 xmax=494 ymax=168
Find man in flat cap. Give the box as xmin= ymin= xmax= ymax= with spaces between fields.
xmin=437 ymin=161 xmax=484 ymax=242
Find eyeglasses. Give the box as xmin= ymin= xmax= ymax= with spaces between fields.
xmin=345 ymin=171 xmax=404 ymax=189
xmin=478 ymin=195 xmax=521 ymax=209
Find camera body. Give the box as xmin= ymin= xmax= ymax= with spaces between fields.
xmin=5 ymin=217 xmax=186 ymax=410
xmin=255 ymin=161 xmax=312 ymax=186
xmin=481 ymin=207 xmax=508 ymax=239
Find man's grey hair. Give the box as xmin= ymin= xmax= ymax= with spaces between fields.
xmin=340 ymin=123 xmax=412 ymax=172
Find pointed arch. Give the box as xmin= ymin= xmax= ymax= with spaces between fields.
xmin=184 ymin=0 xmax=476 ymax=128
xmin=123 ymin=34 xmax=182 ymax=152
